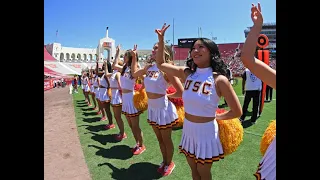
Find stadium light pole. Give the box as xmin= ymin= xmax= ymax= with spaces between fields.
xmin=198 ymin=27 xmax=200 ymax=37
xmin=173 ymin=18 xmax=175 ymax=47
xmin=172 ymin=18 xmax=175 ymax=61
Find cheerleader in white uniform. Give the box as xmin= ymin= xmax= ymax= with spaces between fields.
xmin=154 ymin=23 xmax=242 ymax=180
xmin=81 ymin=72 xmax=91 ymax=106
xmin=130 ymin=43 xmax=183 ymax=176
xmin=104 ymin=59 xmax=127 ymax=140
xmin=89 ymin=68 xmax=98 ymax=110
xmin=112 ymin=45 xmax=145 ymax=155
xmin=97 ymin=61 xmax=114 ymax=128
xmin=241 ymin=3 xmax=276 ymax=180
xmin=93 ymin=63 xmax=103 ymax=115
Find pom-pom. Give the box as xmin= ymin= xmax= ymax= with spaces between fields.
xmin=136 ymin=77 xmax=143 ymax=84
xmin=166 ymin=86 xmax=177 ymax=94
xmin=216 ymin=108 xmax=244 ymax=156
xmin=134 ymin=83 xmax=143 ymax=91
xmin=168 ymin=97 xmax=184 ymax=107
xmin=167 ymin=86 xmax=184 ymax=106
xmin=173 ymin=105 xmax=185 ymax=128
xmin=133 ymin=88 xmax=148 ymax=111
xmin=260 ymin=120 xmax=276 ymax=156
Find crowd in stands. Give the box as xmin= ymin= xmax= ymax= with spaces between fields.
xmin=44 ymin=75 xmax=53 ymax=79
xmin=220 ymin=48 xmax=276 ymax=77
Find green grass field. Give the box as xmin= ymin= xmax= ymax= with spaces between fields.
xmin=72 ymin=78 xmax=276 ymax=180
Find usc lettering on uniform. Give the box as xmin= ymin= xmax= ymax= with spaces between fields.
xmin=146 ymin=71 xmax=160 ymax=79
xmin=184 ymin=80 xmax=212 ymax=94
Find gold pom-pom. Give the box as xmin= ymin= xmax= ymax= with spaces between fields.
xmin=133 ymin=88 xmax=148 ymax=111
xmin=136 ymin=77 xmax=143 ymax=84
xmin=107 ymin=88 xmax=112 ymax=99
xmin=216 ymin=109 xmax=244 ymax=156
xmin=260 ymin=120 xmax=276 ymax=156
xmin=173 ymin=105 xmax=185 ymax=128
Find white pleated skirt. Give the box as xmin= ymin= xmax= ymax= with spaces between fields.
xmin=121 ymin=92 xmax=142 ymax=117
xmin=94 ymin=87 xmax=100 ymax=98
xmin=147 ymin=95 xmax=178 ymax=129
xmin=254 ymin=136 xmax=276 ymax=180
xmin=90 ymin=85 xmax=95 ymax=93
xmin=83 ymin=84 xmax=90 ymax=92
xmin=111 ymin=89 xmax=122 ymax=107
xmin=98 ymin=88 xmax=110 ymax=102
xmin=179 ymin=118 xmax=224 ymax=164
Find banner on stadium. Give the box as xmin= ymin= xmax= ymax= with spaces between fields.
xmin=178 ymin=38 xmax=198 ymax=48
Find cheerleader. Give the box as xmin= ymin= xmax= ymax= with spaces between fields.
xmin=89 ymin=68 xmax=98 ymax=110
xmin=72 ymin=75 xmax=78 ymax=93
xmin=112 ymin=45 xmax=145 ymax=155
xmin=154 ymin=23 xmax=242 ymax=180
xmin=241 ymin=3 xmax=276 ymax=180
xmin=81 ymin=71 xmax=91 ymax=106
xmin=104 ymin=58 xmax=127 ymax=140
xmin=93 ymin=63 xmax=103 ymax=116
xmin=130 ymin=43 xmax=183 ymax=176
xmin=96 ymin=61 xmax=114 ymax=127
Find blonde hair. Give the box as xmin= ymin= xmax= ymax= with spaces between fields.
xmin=118 ymin=61 xmax=123 ymax=66
xmin=162 ymin=44 xmax=174 ymax=82
xmin=153 ymin=43 xmax=174 ymax=64
xmin=164 ymin=44 xmax=174 ymax=64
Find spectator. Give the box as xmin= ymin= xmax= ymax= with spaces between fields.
xmin=240 ymin=68 xmax=262 ymax=124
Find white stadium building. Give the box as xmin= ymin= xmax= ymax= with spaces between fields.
xmin=44 ymin=28 xmax=153 ymax=76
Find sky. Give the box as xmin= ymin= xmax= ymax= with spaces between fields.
xmin=44 ymin=0 xmax=276 ymax=50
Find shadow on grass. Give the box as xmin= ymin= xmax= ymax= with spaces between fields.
xmin=79 ymin=124 xmax=106 ymax=132
xmin=98 ymin=162 xmax=162 ymax=180
xmin=77 ymin=104 xmax=89 ymax=108
xmin=81 ymin=108 xmax=93 ymax=112
xmin=242 ymin=115 xmax=260 ymax=128
xmin=76 ymin=101 xmax=87 ymax=105
xmin=83 ymin=111 xmax=98 ymax=116
xmin=85 ymin=132 xmax=119 ymax=145
xmin=83 ymin=117 xmax=101 ymax=123
xmin=88 ymin=144 xmax=133 ymax=160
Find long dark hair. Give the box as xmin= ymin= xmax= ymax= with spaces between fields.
xmin=121 ymin=50 xmax=139 ymax=79
xmin=186 ymin=38 xmax=229 ymax=79
xmin=101 ymin=62 xmax=112 ymax=73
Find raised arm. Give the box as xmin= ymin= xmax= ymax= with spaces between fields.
xmin=240 ymin=3 xmax=276 ymax=89
xmin=130 ymin=44 xmax=148 ymax=78
xmin=112 ymin=44 xmax=124 ymax=72
xmin=155 ymin=23 xmax=188 ymax=81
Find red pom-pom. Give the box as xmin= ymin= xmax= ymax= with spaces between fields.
xmin=168 ymin=97 xmax=184 ymax=106
xmin=216 ymin=108 xmax=227 ymax=114
xmin=134 ymin=83 xmax=143 ymax=91
xmin=166 ymin=86 xmax=177 ymax=94
xmin=167 ymin=86 xmax=184 ymax=106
